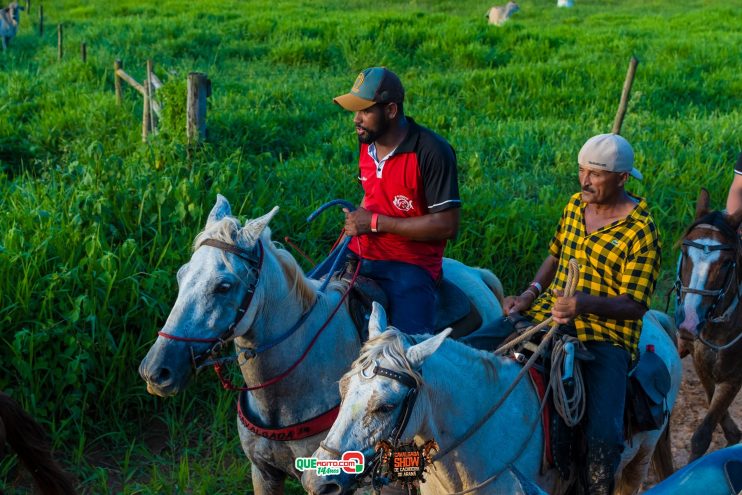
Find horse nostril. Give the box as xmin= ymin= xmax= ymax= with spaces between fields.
xmin=318 ymin=483 xmax=344 ymax=495
xmin=155 ymin=367 xmax=172 ymax=383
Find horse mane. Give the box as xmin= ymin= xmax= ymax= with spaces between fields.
xmin=193 ymin=216 xmax=317 ymax=313
xmin=0 ymin=392 xmax=77 ymax=495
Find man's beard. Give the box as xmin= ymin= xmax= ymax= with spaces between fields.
xmin=357 ymin=116 xmax=390 ymax=145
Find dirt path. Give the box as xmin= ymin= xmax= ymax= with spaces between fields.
xmin=644 ymin=355 xmax=742 ymax=488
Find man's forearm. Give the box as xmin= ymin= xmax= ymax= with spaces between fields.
xmin=532 ymin=255 xmax=559 ymax=292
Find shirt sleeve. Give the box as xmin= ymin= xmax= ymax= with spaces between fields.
xmin=418 ymin=134 xmax=461 ymax=213
xmin=620 ymin=223 xmax=661 ymax=308
xmin=735 ymin=152 xmax=742 ymax=175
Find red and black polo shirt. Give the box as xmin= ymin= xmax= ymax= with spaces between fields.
xmin=349 ymin=118 xmax=461 ymax=280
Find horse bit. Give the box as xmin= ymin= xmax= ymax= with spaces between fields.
xmin=319 ymin=363 xmax=420 ymax=493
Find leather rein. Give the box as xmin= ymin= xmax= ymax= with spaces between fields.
xmin=156 ymin=238 xmax=359 ymax=391
xmin=674 ymin=223 xmax=742 ymax=351
xmin=157 ymin=238 xmax=264 ymax=369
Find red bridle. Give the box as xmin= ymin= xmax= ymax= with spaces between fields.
xmin=157 ymin=238 xmax=263 ymax=367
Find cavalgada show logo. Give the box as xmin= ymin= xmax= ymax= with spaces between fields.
xmin=295 ymin=451 xmax=364 ymax=476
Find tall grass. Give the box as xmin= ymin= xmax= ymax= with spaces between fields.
xmin=0 ymin=0 xmax=740 ymax=492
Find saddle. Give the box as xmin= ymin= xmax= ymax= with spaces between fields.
xmin=500 ymin=327 xmax=672 ymax=481
xmin=626 ymin=346 xmax=672 ymax=434
xmin=344 ymin=273 xmax=482 ymax=339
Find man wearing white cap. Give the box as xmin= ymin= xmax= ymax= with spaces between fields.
xmin=502 ymin=133 xmax=661 ymax=494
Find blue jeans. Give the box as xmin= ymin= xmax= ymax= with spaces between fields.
xmin=357 ymin=259 xmax=435 ymax=335
xmin=581 ymin=341 xmax=630 ymax=491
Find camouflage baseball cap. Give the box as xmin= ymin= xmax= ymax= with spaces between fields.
xmin=333 ymin=67 xmax=405 ymax=112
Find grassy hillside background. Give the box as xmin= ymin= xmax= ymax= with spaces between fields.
xmin=0 ymin=0 xmax=740 ymax=492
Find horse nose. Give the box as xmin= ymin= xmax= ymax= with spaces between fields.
xmin=313 ymin=483 xmax=345 ymax=495
xmin=302 ymin=471 xmax=348 ymax=495
xmin=139 ymin=360 xmax=174 ymax=387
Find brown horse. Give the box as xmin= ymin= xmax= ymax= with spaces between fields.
xmin=675 ymin=189 xmax=742 ymax=461
xmin=0 ymin=392 xmax=76 ymax=495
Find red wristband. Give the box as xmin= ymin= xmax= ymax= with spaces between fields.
xmin=370 ymin=213 xmax=379 ymax=233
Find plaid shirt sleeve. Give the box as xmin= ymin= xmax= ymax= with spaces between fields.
xmin=620 ymin=222 xmax=661 ymax=308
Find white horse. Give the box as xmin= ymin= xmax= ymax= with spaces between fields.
xmin=303 ymin=304 xmax=682 ymax=495
xmin=0 ymin=1 xmax=23 ymax=51
xmin=139 ymin=195 xmax=504 ymax=494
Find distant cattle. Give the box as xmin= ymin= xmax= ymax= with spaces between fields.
xmin=486 ymin=1 xmax=520 ymax=26
xmin=0 ymin=1 xmax=23 ymax=51
xmin=558 ymin=0 xmax=574 ymax=7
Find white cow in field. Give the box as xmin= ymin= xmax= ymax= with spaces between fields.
xmin=486 ymin=1 xmax=520 ymax=26
xmin=0 ymin=1 xmax=23 ymax=51
xmin=557 ymin=0 xmax=574 ymax=7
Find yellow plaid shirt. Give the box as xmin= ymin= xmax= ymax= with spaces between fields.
xmin=525 ymin=192 xmax=661 ymax=355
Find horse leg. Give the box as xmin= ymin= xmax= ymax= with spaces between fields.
xmin=690 ymin=381 xmax=741 ymax=461
xmin=720 ymin=409 xmax=742 ymax=446
xmin=251 ymin=463 xmax=286 ymax=495
xmin=614 ymin=442 xmax=653 ymax=495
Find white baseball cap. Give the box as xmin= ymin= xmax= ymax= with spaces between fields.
xmin=578 ymin=133 xmax=642 ymax=181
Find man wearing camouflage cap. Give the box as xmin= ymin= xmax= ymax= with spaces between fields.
xmin=333 ymin=67 xmax=461 ymax=335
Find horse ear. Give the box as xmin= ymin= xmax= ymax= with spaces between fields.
xmin=242 ymin=206 xmax=279 ymax=245
xmin=368 ymin=302 xmax=388 ymax=339
xmin=206 ymin=194 xmax=232 ymax=227
xmin=695 ymin=188 xmax=710 ymax=220
xmin=405 ymin=328 xmax=452 ymax=369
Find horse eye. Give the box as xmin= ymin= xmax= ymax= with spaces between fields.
xmin=215 ymin=282 xmax=232 ymax=294
xmin=375 ymin=404 xmax=396 ymax=414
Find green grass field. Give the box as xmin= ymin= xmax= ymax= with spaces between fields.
xmin=0 ymin=0 xmax=740 ymax=492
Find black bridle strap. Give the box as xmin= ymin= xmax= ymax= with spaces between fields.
xmin=682 ymin=239 xmax=736 ymax=254
xmin=158 ymin=239 xmax=263 ymax=367
xmin=674 ymin=224 xmax=742 ymax=350
xmin=200 ymin=238 xmax=262 ymax=265
xmin=373 ymin=365 xmax=420 ymax=444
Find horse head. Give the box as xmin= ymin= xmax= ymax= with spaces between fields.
xmin=676 ymin=188 xmax=742 ymax=354
xmin=139 ymin=195 xmax=280 ymax=396
xmin=302 ymin=303 xmax=450 ymax=494
xmin=8 ymin=2 xmax=23 ymax=22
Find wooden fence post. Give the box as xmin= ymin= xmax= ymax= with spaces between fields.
xmin=114 ymin=59 xmax=123 ymax=104
xmin=612 ymin=56 xmax=639 ymax=135
xmin=142 ymin=63 xmax=152 ymax=142
xmin=57 ymin=24 xmax=63 ymax=60
xmin=38 ymin=4 xmax=43 ymax=37
xmin=146 ymin=59 xmax=157 ymax=134
xmin=81 ymin=42 xmax=87 ymax=63
xmin=187 ymin=72 xmax=210 ymax=144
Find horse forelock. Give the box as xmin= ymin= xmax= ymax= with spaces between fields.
xmin=680 ymin=210 xmax=740 ymax=252
xmin=346 ymin=329 xmax=424 ymax=387
xmin=345 ymin=330 xmax=499 ymax=390
xmin=194 ymin=216 xmax=247 ymax=250
xmin=193 ymin=216 xmax=316 ymax=312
